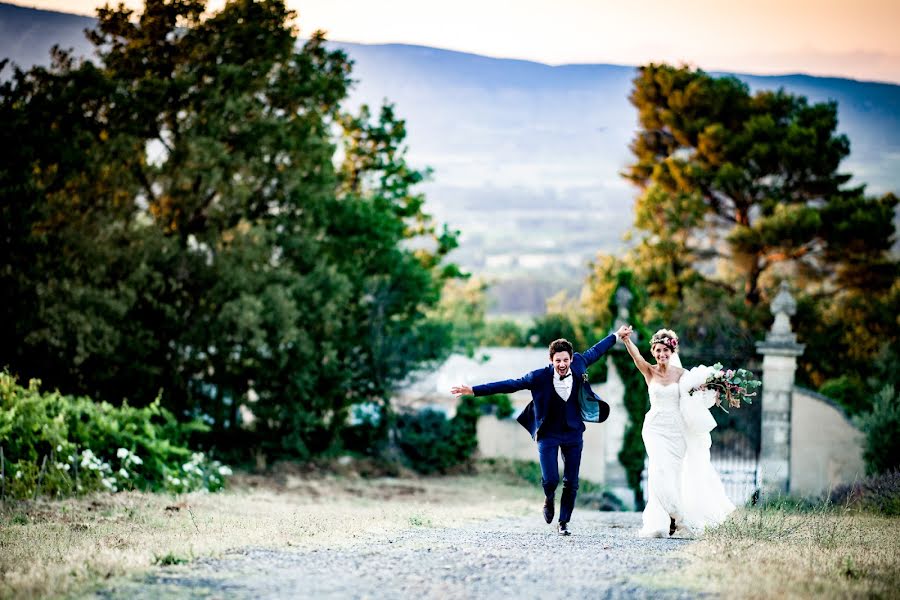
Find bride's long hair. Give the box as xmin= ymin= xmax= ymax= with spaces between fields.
xmin=650 ymin=328 xmax=682 ymax=368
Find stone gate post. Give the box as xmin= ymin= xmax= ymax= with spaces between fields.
xmin=755 ymin=282 xmax=805 ymax=495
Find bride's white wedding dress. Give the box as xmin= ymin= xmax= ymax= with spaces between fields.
xmin=638 ymin=367 xmax=735 ymax=538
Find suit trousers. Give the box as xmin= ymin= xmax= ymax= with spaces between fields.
xmin=537 ymin=430 xmax=584 ymax=523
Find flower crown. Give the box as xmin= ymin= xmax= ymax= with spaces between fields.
xmin=649 ymin=331 xmax=679 ymax=352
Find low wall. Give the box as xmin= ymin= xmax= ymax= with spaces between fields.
xmin=790 ymin=386 xmax=866 ymax=496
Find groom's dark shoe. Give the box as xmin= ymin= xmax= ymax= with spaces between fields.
xmin=543 ymin=498 xmax=554 ymax=524
xmin=557 ymin=521 xmax=571 ymax=536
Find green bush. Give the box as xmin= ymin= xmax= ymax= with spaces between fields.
xmin=341 ymin=402 xmax=388 ymax=456
xmin=0 ymin=372 xmax=231 ymax=499
xmin=479 ymin=393 xmax=514 ymax=419
xmin=480 ymin=320 xmax=527 ymax=347
xmin=820 ymin=375 xmax=870 ymax=416
xmin=395 ymin=393 xmax=512 ymax=474
xmin=395 ymin=408 xmax=472 ymax=474
xmin=854 ymin=385 xmax=900 ymax=476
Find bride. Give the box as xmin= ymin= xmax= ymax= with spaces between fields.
xmin=621 ymin=327 xmax=735 ymax=537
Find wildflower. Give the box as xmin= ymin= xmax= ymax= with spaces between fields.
xmin=129 ymin=454 xmax=143 ymax=465
xmin=218 ymin=465 xmax=233 ymax=477
xmin=117 ymin=448 xmax=128 ymax=459
xmin=16 ymin=471 xmax=22 ymax=479
xmin=118 ymin=468 xmax=129 ymax=479
xmin=56 ymin=444 xmax=63 ymax=452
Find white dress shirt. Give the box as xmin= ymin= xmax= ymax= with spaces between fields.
xmin=553 ymin=369 xmax=574 ymax=401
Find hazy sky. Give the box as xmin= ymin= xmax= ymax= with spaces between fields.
xmin=13 ymin=0 xmax=900 ymax=83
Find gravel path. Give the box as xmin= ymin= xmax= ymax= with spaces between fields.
xmin=97 ymin=512 xmax=705 ymax=599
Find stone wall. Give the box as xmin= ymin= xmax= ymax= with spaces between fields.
xmin=790 ymin=387 xmax=866 ymax=496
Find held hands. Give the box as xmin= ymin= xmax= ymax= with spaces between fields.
xmin=450 ymin=384 xmax=474 ymax=397
xmin=616 ymin=325 xmax=634 ymax=342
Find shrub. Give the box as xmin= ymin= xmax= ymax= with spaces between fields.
xmin=820 ymin=375 xmax=869 ymax=415
xmin=0 ymin=372 xmax=230 ymax=499
xmin=395 ymin=409 xmax=465 ymax=474
xmin=394 ymin=393 xmax=512 ymax=474
xmin=341 ymin=402 xmax=388 ymax=456
xmin=829 ymin=470 xmax=900 ymax=516
xmin=854 ymin=385 xmax=900 ymax=476
xmin=480 ymin=320 xmax=527 ymax=347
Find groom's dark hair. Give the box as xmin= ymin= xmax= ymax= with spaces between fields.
xmin=549 ymin=338 xmax=574 ymax=358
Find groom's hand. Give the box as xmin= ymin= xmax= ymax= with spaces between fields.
xmin=451 ymin=384 xmax=474 ymax=397
xmin=616 ymin=325 xmax=632 ymax=340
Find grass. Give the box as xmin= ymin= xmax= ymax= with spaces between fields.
xmin=0 ymin=470 xmax=536 ymax=600
xmin=653 ymin=503 xmax=900 ymax=599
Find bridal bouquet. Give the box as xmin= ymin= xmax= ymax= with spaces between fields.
xmin=684 ymin=363 xmax=761 ymax=412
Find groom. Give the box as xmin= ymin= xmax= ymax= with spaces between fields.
xmin=451 ymin=326 xmax=627 ymax=535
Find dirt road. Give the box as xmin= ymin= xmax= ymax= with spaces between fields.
xmin=97 ymin=511 xmax=700 ymax=599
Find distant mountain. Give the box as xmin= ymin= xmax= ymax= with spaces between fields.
xmin=3 ymin=2 xmax=899 ymax=315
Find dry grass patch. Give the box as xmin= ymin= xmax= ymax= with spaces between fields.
xmin=660 ymin=507 xmax=900 ymax=599
xmin=0 ymin=474 xmax=536 ymax=600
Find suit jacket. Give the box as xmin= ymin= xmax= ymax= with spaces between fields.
xmin=472 ymin=334 xmax=615 ymax=440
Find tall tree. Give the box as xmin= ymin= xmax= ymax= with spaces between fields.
xmin=607 ymin=63 xmax=899 ymax=412
xmin=0 ymin=0 xmax=460 ymax=458
xmin=625 ymin=64 xmax=897 ymax=313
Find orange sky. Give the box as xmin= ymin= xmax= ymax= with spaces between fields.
xmin=11 ymin=0 xmax=900 ymax=83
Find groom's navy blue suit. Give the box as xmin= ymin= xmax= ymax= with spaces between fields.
xmin=472 ymin=334 xmax=616 ymax=524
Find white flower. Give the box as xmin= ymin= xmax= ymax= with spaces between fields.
xmin=56 ymin=444 xmax=63 ymax=452
xmin=217 ymin=465 xmax=233 ymax=477
xmin=15 ymin=471 xmax=22 ymax=479
xmin=55 ymin=462 xmax=66 ymax=470
xmin=63 ymin=463 xmax=71 ymax=472
xmin=118 ymin=468 xmax=129 ymax=479
xmin=68 ymin=455 xmax=75 ymax=462
xmin=129 ymin=455 xmax=143 ymax=465
xmin=117 ymin=448 xmax=128 ymax=459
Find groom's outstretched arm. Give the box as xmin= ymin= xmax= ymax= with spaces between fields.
xmin=581 ymin=326 xmax=629 ymax=366
xmin=451 ymin=372 xmax=534 ymax=397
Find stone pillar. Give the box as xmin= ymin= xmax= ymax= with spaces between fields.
xmin=755 ymin=282 xmax=805 ymax=496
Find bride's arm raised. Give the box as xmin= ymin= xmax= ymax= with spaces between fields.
xmin=622 ymin=335 xmax=653 ymax=384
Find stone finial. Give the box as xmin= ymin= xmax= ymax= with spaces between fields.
xmin=771 ymin=281 xmax=797 ymax=317
xmin=757 ymin=281 xmax=804 ymax=353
